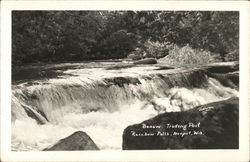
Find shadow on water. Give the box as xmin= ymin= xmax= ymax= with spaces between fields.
xmin=12 ymin=60 xmax=128 ymax=85
xmin=12 ymin=64 xmax=80 ymax=85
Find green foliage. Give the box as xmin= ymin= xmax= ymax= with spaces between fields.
xmin=12 ymin=11 xmax=239 ymax=65
xmin=128 ymin=40 xmax=169 ymax=60
xmin=98 ymin=30 xmax=138 ymax=59
xmin=224 ymin=49 xmax=239 ymax=61
xmin=12 ymin=11 xmax=105 ymax=64
xmin=158 ymin=44 xmax=220 ymax=66
xmin=122 ymin=11 xmax=239 ymax=61
xmin=188 ymin=12 xmax=239 ymax=59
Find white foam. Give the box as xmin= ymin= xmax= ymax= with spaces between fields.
xmin=11 ymin=64 xmax=238 ymax=151
xmin=12 ymin=80 xmax=238 ymax=151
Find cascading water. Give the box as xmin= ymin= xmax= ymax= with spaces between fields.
xmin=11 ymin=63 xmax=238 ymax=151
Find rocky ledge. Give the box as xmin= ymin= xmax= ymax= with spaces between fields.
xmin=122 ymin=97 xmax=238 ymax=150
xmin=44 ymin=131 xmax=99 ymax=151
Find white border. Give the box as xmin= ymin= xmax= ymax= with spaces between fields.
xmin=1 ymin=1 xmax=249 ymax=161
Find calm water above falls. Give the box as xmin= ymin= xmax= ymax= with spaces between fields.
xmin=11 ymin=61 xmax=238 ymax=151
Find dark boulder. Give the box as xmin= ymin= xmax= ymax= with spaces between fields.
xmin=133 ymin=58 xmax=157 ymax=65
xmin=23 ymin=105 xmax=48 ymax=125
xmin=205 ymin=62 xmax=239 ymax=73
xmin=201 ymin=61 xmax=239 ymax=89
xmin=122 ymin=97 xmax=238 ymax=150
xmin=104 ymin=77 xmax=141 ymax=87
xmin=106 ymin=64 xmax=135 ymax=70
xmin=227 ymin=71 xmax=239 ymax=86
xmin=44 ymin=131 xmax=99 ymax=151
xmin=156 ymin=66 xmax=175 ymax=70
xmin=207 ymin=71 xmax=239 ymax=89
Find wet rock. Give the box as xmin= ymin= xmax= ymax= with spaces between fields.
xmin=156 ymin=66 xmax=175 ymax=70
xmin=106 ymin=64 xmax=135 ymax=70
xmin=227 ymin=71 xmax=239 ymax=86
xmin=104 ymin=77 xmax=141 ymax=87
xmin=205 ymin=62 xmax=239 ymax=73
xmin=207 ymin=71 xmax=239 ymax=89
xmin=89 ymin=107 xmax=102 ymax=112
xmin=44 ymin=131 xmax=99 ymax=151
xmin=158 ymin=70 xmax=208 ymax=88
xmin=202 ymin=61 xmax=239 ymax=89
xmin=133 ymin=58 xmax=157 ymax=65
xmin=122 ymin=97 xmax=238 ymax=150
xmin=23 ymin=105 xmax=48 ymax=124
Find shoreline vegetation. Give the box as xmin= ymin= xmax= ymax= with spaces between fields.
xmin=12 ymin=11 xmax=239 ymax=66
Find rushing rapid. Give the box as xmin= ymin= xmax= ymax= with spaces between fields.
xmin=11 ymin=62 xmax=238 ymax=151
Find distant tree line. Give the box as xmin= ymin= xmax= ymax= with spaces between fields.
xmin=12 ymin=11 xmax=239 ymax=65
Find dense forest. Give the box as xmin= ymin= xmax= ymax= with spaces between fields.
xmin=12 ymin=11 xmax=239 ymax=65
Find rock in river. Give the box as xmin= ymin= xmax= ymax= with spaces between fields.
xmin=44 ymin=131 xmax=99 ymax=151
xmin=133 ymin=58 xmax=157 ymax=64
xmin=122 ymin=97 xmax=238 ymax=150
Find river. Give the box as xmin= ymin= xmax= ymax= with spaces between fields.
xmin=11 ymin=61 xmax=238 ymax=151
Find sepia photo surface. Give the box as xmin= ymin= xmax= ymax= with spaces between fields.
xmin=11 ymin=10 xmax=240 ymax=151
xmin=1 ymin=1 xmax=249 ymax=161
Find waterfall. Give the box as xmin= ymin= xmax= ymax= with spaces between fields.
xmin=11 ymin=67 xmax=238 ymax=151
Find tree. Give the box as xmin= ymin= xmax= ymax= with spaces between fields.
xmin=12 ymin=11 xmax=239 ymax=65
